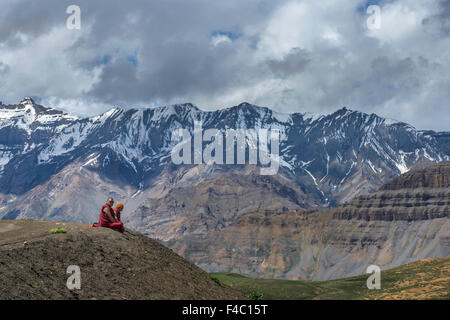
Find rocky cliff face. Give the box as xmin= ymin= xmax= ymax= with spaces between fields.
xmin=167 ymin=162 xmax=450 ymax=281
xmin=168 ymin=211 xmax=449 ymax=281
xmin=333 ymin=162 xmax=450 ymax=221
xmin=125 ymin=165 xmax=319 ymax=241
xmin=380 ymin=161 xmax=450 ymax=190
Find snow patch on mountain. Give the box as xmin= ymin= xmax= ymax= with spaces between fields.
xmin=271 ymin=111 xmax=293 ymax=124
xmin=38 ymin=122 xmax=91 ymax=163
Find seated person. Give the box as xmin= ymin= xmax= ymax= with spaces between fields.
xmin=114 ymin=202 xmax=124 ymax=222
xmin=91 ymin=197 xmax=125 ymax=233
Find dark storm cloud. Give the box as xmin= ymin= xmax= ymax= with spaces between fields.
xmin=38 ymin=0 xmax=286 ymax=105
xmin=431 ymin=0 xmax=450 ymax=33
xmin=265 ymin=48 xmax=310 ymax=79
xmin=0 ymin=1 xmax=62 ymax=42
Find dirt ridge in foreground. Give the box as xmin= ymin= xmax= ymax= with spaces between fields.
xmin=0 ymin=220 xmax=244 ymax=300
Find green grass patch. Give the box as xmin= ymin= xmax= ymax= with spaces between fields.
xmin=209 ymin=275 xmax=222 ymax=286
xmin=49 ymin=227 xmax=67 ymax=234
xmin=248 ymin=290 xmax=264 ymax=300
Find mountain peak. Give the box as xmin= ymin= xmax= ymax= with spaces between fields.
xmin=229 ymin=102 xmax=269 ymax=114
xmin=171 ymin=103 xmax=200 ymax=112
xmin=333 ymin=106 xmax=355 ymax=115
xmin=20 ymin=97 xmax=36 ymax=106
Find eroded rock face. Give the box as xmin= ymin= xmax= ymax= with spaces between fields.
xmin=333 ymin=162 xmax=450 ymax=221
xmin=332 ymin=189 xmax=450 ymax=221
xmin=380 ymin=161 xmax=450 ymax=190
xmin=125 ymin=166 xmax=319 ymax=241
xmin=167 ymin=163 xmax=450 ymax=281
xmin=168 ymin=209 xmax=449 ymax=281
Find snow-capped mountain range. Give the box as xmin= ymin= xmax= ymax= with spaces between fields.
xmin=0 ymin=97 xmax=449 ymax=221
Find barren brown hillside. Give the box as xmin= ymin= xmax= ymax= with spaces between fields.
xmin=0 ymin=220 xmax=244 ymax=300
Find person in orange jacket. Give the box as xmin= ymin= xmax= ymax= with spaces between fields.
xmin=114 ymin=202 xmax=124 ymax=222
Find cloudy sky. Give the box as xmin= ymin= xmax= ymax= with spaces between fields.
xmin=0 ymin=0 xmax=449 ymax=130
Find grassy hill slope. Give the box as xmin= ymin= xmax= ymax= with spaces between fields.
xmin=211 ymin=258 xmax=450 ymax=300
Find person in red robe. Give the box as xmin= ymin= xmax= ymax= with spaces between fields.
xmin=91 ymin=197 xmax=125 ymax=233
